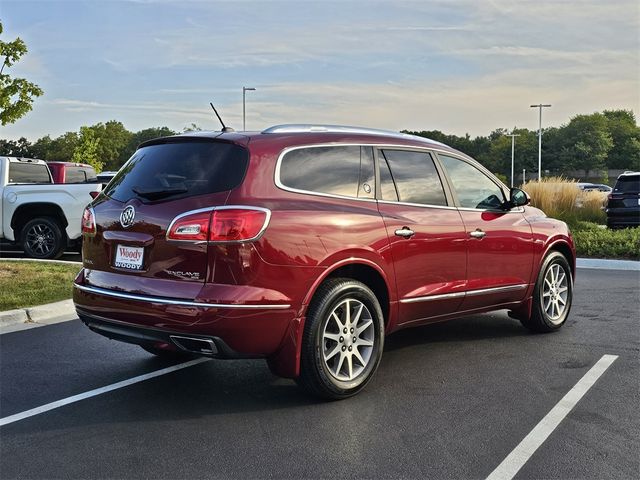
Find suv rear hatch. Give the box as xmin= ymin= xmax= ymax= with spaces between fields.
xmin=607 ymin=174 xmax=640 ymax=209
xmin=82 ymin=137 xmax=249 ymax=294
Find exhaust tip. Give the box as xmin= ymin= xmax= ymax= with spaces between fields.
xmin=170 ymin=335 xmax=218 ymax=355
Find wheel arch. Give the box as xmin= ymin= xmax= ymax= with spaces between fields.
xmin=267 ymin=258 xmax=394 ymax=380
xmin=302 ymin=258 xmax=392 ymax=327
xmin=11 ymin=203 xmax=68 ymax=237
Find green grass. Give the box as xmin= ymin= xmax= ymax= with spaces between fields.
xmin=0 ymin=261 xmax=80 ymax=311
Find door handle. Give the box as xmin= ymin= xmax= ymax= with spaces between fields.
xmin=394 ymin=227 xmax=415 ymax=238
xmin=469 ymin=229 xmax=486 ymax=239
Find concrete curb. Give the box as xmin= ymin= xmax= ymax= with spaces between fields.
xmin=0 ymin=299 xmax=76 ymax=329
xmin=576 ymin=258 xmax=639 ymax=271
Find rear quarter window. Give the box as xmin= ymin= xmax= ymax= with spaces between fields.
xmin=104 ymin=141 xmax=249 ymax=202
xmin=279 ymin=145 xmax=375 ymax=199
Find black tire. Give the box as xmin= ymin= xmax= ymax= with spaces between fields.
xmin=20 ymin=217 xmax=66 ymax=260
xmin=141 ymin=344 xmax=194 ymax=360
xmin=296 ymin=278 xmax=385 ymax=400
xmin=521 ymin=251 xmax=573 ymax=333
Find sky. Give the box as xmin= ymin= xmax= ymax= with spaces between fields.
xmin=1 ymin=0 xmax=638 ymax=141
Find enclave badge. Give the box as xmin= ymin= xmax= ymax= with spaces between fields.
xmin=120 ymin=205 xmax=136 ymax=228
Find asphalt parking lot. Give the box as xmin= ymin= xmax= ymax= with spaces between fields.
xmin=1 ymin=267 xmax=638 ymax=479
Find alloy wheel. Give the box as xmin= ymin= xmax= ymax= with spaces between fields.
xmin=25 ymin=223 xmax=56 ymax=256
xmin=542 ymin=263 xmax=569 ymax=324
xmin=321 ymin=298 xmax=375 ymax=381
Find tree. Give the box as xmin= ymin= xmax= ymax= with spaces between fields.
xmin=42 ymin=132 xmax=79 ymax=162
xmin=0 ymin=136 xmax=34 ymax=157
xmin=89 ymin=120 xmax=133 ymax=171
xmin=602 ymin=110 xmax=640 ymax=170
xmin=0 ymin=22 xmax=44 ymax=125
xmin=72 ymin=126 xmax=103 ymax=172
xmin=558 ymin=113 xmax=613 ymax=179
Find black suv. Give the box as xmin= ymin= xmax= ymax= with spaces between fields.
xmin=606 ymin=171 xmax=640 ymax=229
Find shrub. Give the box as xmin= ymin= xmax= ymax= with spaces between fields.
xmin=572 ymin=226 xmax=640 ymax=259
xmin=521 ymin=177 xmax=606 ymax=227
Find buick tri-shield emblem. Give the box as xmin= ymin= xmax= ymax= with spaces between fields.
xmin=120 ymin=205 xmax=136 ymax=228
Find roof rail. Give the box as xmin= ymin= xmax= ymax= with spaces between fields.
xmin=261 ymin=124 xmax=448 ymax=146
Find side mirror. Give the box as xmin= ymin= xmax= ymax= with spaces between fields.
xmin=509 ymin=187 xmax=530 ymax=207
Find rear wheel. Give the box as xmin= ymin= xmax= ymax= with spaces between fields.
xmin=21 ymin=217 xmax=66 ymax=260
xmin=521 ymin=251 xmax=573 ymax=333
xmin=296 ymin=278 xmax=385 ymax=400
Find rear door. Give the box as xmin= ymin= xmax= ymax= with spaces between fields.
xmin=376 ymin=149 xmax=467 ymax=325
xmin=84 ymin=139 xmax=249 ymax=291
xmin=436 ymin=154 xmax=534 ymax=310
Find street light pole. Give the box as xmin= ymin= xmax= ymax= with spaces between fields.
xmin=530 ymin=104 xmax=551 ymax=181
xmin=243 ymin=87 xmax=256 ymax=131
xmin=505 ymin=133 xmax=520 ymax=187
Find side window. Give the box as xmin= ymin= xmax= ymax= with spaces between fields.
xmin=379 ymin=149 xmax=447 ymax=206
xmin=65 ymin=168 xmax=86 ymax=183
xmin=439 ymin=155 xmax=505 ymax=209
xmin=280 ymin=146 xmax=374 ymax=199
xmin=8 ymin=163 xmax=52 ymax=184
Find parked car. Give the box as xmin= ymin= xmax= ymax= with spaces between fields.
xmin=577 ymin=182 xmax=612 ymax=193
xmin=96 ymin=170 xmax=118 ymax=186
xmin=0 ymin=157 xmax=102 ymax=258
xmin=605 ymin=171 xmax=640 ymax=229
xmin=47 ymin=161 xmax=98 ymax=184
xmin=73 ymin=125 xmax=575 ymax=399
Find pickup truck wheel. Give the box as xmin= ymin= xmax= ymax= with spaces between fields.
xmin=296 ymin=278 xmax=385 ymax=400
xmin=21 ymin=217 xmax=65 ymax=260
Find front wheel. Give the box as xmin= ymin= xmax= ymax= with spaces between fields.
xmin=521 ymin=251 xmax=573 ymax=333
xmin=296 ymin=278 xmax=385 ymax=400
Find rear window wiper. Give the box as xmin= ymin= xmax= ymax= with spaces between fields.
xmin=132 ymin=186 xmax=188 ymax=200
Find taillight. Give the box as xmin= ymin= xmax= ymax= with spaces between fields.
xmin=89 ymin=191 xmax=100 ymax=199
xmin=81 ymin=207 xmax=96 ymax=236
xmin=167 ymin=210 xmax=212 ymax=241
xmin=210 ymin=208 xmax=269 ymax=242
xmin=166 ymin=207 xmax=270 ymax=243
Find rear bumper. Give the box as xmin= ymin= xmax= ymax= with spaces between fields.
xmin=78 ymin=311 xmax=252 ymax=358
xmin=73 ymin=282 xmax=298 ymax=357
xmin=606 ymin=208 xmax=640 ymax=227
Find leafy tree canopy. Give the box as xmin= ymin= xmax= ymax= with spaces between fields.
xmin=0 ymin=21 xmax=44 ymax=125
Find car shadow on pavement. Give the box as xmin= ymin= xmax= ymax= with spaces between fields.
xmin=384 ymin=312 xmax=528 ymax=353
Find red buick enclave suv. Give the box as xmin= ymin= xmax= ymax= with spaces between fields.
xmin=74 ymin=125 xmax=575 ymax=399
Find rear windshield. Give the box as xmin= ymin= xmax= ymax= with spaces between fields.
xmin=614 ymin=175 xmax=640 ymax=193
xmin=8 ymin=162 xmax=52 ymax=184
xmin=104 ymin=141 xmax=249 ymax=202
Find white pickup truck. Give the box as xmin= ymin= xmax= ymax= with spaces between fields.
xmin=0 ymin=156 xmax=102 ymax=259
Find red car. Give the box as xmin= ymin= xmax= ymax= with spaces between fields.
xmin=74 ymin=125 xmax=575 ymax=399
xmin=47 ymin=161 xmax=98 ymax=184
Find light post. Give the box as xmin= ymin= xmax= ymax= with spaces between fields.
xmin=243 ymin=87 xmax=256 ymax=131
xmin=505 ymin=133 xmax=520 ymax=187
xmin=530 ymin=104 xmax=551 ymax=181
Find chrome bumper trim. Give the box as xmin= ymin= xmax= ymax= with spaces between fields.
xmin=74 ymin=284 xmax=291 ymax=310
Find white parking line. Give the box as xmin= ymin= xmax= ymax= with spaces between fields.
xmin=0 ymin=358 xmax=210 ymax=427
xmin=486 ymin=354 xmax=618 ymax=480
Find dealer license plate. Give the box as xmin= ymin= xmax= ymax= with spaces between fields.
xmin=114 ymin=245 xmax=144 ymax=270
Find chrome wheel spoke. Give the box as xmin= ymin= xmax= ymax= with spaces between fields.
xmin=322 ymin=297 xmax=375 ymax=382
xmin=355 ymin=318 xmax=373 ymax=336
